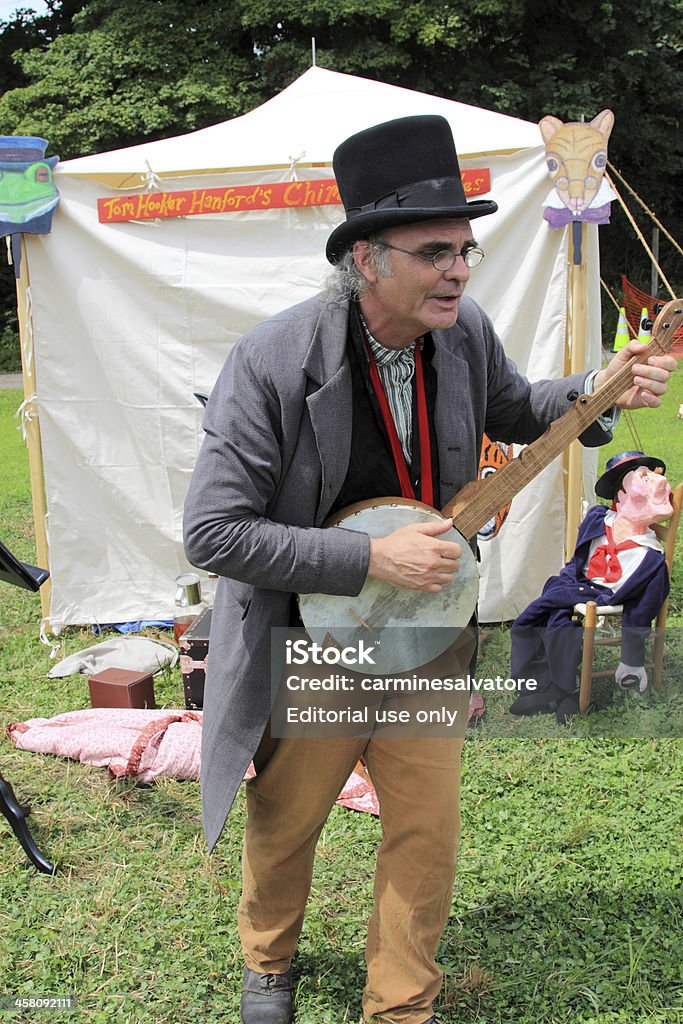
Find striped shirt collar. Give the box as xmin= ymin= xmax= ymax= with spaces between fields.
xmin=358 ymin=312 xmax=421 ymax=366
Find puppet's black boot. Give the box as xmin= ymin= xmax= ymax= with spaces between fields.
xmin=556 ymin=692 xmax=580 ymax=726
xmin=241 ymin=967 xmax=293 ymax=1024
xmin=509 ymin=682 xmax=563 ymax=715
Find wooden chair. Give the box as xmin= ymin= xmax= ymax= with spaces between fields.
xmin=575 ymin=481 xmax=683 ymax=715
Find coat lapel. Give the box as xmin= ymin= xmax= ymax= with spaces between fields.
xmin=432 ymin=324 xmax=476 ymax=503
xmin=303 ymin=299 xmax=354 ymax=525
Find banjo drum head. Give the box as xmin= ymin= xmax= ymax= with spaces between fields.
xmin=298 ymin=502 xmax=479 ymax=674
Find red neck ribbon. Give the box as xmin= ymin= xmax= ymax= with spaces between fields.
xmin=365 ymin=339 xmax=433 ymax=506
xmin=586 ymin=523 xmax=639 ymax=583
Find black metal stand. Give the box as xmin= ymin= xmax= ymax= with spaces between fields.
xmin=1 ymin=536 xmax=56 ymax=873
xmin=0 ymin=770 xmax=55 ymax=873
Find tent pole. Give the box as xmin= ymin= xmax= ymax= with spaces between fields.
xmin=565 ymin=220 xmax=587 ymax=558
xmin=13 ymin=234 xmax=51 ymax=623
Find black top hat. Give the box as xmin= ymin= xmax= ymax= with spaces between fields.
xmin=595 ymin=450 xmax=666 ymax=500
xmin=326 ymin=115 xmax=498 ymax=264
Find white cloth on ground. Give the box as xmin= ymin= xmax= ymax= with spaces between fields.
xmin=48 ymin=636 xmax=178 ymax=678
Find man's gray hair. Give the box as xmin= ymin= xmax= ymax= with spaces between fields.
xmin=326 ymin=235 xmax=393 ymax=300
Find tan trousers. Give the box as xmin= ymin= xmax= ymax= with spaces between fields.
xmin=238 ymin=634 xmax=473 ymax=1024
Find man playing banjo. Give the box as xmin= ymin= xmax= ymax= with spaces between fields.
xmin=183 ymin=115 xmax=675 ymax=1024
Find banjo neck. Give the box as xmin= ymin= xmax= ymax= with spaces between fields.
xmin=443 ymin=298 xmax=683 ymax=541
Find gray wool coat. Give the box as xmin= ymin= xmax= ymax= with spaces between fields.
xmin=183 ymin=292 xmax=609 ymax=851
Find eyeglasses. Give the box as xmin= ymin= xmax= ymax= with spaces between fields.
xmin=376 ymin=242 xmax=485 ymax=271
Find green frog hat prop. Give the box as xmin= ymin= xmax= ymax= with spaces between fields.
xmin=0 ymin=136 xmax=59 ymax=237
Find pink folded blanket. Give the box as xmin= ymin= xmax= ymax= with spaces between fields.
xmin=7 ymin=708 xmax=379 ymax=815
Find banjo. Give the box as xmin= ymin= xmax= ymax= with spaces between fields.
xmin=299 ymin=299 xmax=683 ymax=673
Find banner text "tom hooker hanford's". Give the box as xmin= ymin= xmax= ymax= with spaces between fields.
xmin=97 ymin=171 xmax=491 ymax=223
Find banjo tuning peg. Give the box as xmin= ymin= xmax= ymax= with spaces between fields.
xmin=653 ymin=302 xmax=664 ymax=315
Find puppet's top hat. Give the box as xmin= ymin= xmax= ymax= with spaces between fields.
xmin=326 ymin=115 xmax=498 ymax=264
xmin=595 ymin=450 xmax=666 ymax=500
xmin=0 ymin=136 xmax=58 ymax=172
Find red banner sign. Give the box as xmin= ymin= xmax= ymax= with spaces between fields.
xmin=97 ymin=170 xmax=491 ymax=224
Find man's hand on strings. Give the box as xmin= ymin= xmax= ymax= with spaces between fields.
xmin=368 ymin=518 xmax=461 ymax=592
xmin=594 ymin=340 xmax=677 ymax=411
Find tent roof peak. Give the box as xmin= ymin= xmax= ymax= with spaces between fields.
xmin=59 ymin=66 xmax=542 ymax=185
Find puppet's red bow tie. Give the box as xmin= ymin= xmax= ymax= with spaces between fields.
xmin=586 ymin=525 xmax=639 ymax=584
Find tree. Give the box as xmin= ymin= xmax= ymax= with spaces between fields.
xmin=0 ymin=0 xmax=91 ymax=94
xmin=0 ymin=0 xmax=260 ymax=159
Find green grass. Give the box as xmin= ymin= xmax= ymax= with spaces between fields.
xmin=600 ymin=353 xmax=683 ymax=486
xmin=1 ymin=386 xmax=682 ymax=1024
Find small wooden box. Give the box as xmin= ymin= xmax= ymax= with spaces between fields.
xmin=88 ymin=667 xmax=156 ymax=709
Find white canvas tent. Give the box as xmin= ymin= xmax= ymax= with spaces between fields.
xmin=16 ymin=66 xmax=602 ymax=629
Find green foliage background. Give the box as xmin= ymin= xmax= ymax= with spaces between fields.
xmin=0 ymin=0 xmax=681 ymax=369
